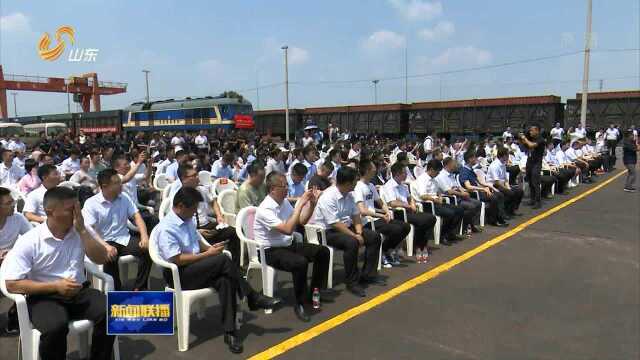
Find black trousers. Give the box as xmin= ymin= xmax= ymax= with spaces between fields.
xmin=477 ymin=190 xmax=506 ymax=224
xmin=552 ymin=169 xmax=573 ymax=194
xmin=367 ymin=219 xmax=411 ymax=252
xmin=606 ymin=140 xmax=617 ymax=163
xmin=430 ymin=202 xmax=464 ymax=239
xmin=163 ymin=254 xmax=251 ymax=332
xmin=458 ymin=198 xmax=483 ymax=227
xmin=588 ymin=159 xmax=602 ymax=174
xmin=495 ymin=184 xmax=523 ymax=214
xmin=140 ymin=210 xmax=159 ymax=232
xmin=541 ymin=174 xmax=556 ymax=197
xmin=325 ymin=227 xmax=381 ymax=285
xmin=263 ymin=242 xmax=330 ymax=305
xmin=506 ymin=165 xmax=520 ymax=186
xmin=526 ymin=160 xmax=543 ymax=203
xmin=391 ymin=211 xmax=436 ymax=250
xmin=199 ymin=222 xmax=242 ymax=267
xmin=105 ymin=235 xmax=152 ymax=291
xmin=27 ymin=286 xmax=114 ymax=360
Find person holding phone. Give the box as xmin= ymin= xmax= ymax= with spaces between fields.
xmin=519 ymin=124 xmax=546 ymax=209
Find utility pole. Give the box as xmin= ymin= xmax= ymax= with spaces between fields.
xmin=142 ymin=69 xmax=151 ymax=103
xmin=372 ymin=80 xmax=379 ymax=104
xmin=10 ymin=92 xmax=17 ymax=117
xmin=282 ymin=45 xmax=290 ymax=145
xmin=579 ymin=0 xmax=592 ymax=129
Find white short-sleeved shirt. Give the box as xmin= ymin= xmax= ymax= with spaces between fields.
xmin=61 ymin=158 xmax=81 ymax=174
xmin=550 ymin=127 xmax=564 ymax=140
xmin=168 ymin=181 xmax=213 ymax=227
xmin=0 ymin=213 xmax=32 ymax=250
xmin=0 ymin=163 xmax=23 ymax=187
xmin=153 ymin=210 xmax=200 ymax=261
xmin=486 ymin=159 xmax=507 ymax=184
xmin=415 ymin=173 xmax=438 ymax=197
xmin=434 ymin=169 xmax=457 ymax=194
xmin=423 ymin=137 xmax=434 ymax=153
xmin=195 ymin=135 xmax=208 ymax=147
xmin=254 ymin=195 xmax=294 ymax=248
xmin=211 ymin=159 xmax=234 ymax=179
xmin=82 ymin=192 xmax=138 ymax=247
xmin=265 ymin=158 xmax=285 ymax=176
xmin=1 ymin=223 xmax=87 ymax=284
xmin=605 ymin=128 xmax=619 ymax=141
xmin=23 ymin=185 xmax=48 ymax=217
xmin=565 ymin=147 xmax=579 ymax=161
xmin=119 ymin=173 xmax=144 ymax=205
xmin=575 ymin=127 xmax=587 ymax=139
xmin=165 ymin=162 xmax=179 ymax=180
xmin=353 ymin=180 xmax=380 ymax=225
xmin=380 ymin=178 xmax=410 ymax=204
xmin=312 ymin=186 xmax=359 ymax=229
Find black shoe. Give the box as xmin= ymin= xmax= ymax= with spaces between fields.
xmin=347 ymin=283 xmax=366 ymax=297
xmin=470 ymin=225 xmax=483 ymax=233
xmin=510 ymin=212 xmax=523 ymax=217
xmin=360 ymin=275 xmax=387 ymax=286
xmin=531 ymin=203 xmax=542 ymax=210
xmin=247 ymin=292 xmax=281 ymax=311
xmin=294 ymin=304 xmax=311 ymax=322
xmin=440 ymin=239 xmax=453 ymax=246
xmin=450 ymin=234 xmax=466 ymax=242
xmin=224 ymin=331 xmax=244 ymax=354
xmin=318 ymin=289 xmax=338 ymax=303
xmin=494 ymin=221 xmax=509 ymax=227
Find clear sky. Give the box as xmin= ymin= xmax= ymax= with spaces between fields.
xmin=0 ymin=0 xmax=638 ymax=116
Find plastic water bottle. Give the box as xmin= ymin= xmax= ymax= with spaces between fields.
xmin=312 ymin=288 xmax=320 ymax=309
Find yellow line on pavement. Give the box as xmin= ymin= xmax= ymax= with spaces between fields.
xmin=248 ymin=170 xmax=628 ymax=360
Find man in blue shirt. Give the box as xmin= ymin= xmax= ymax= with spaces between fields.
xmin=287 ymin=163 xmax=308 ymax=202
xmin=459 ymin=151 xmax=509 ymax=227
xmin=152 ymin=187 xmax=280 ymax=354
xmin=211 ymin=151 xmax=236 ymax=180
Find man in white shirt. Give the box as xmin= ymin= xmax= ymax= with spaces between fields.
xmin=112 ymin=154 xmax=159 ymax=231
xmin=70 ymin=157 xmax=98 ymax=191
xmin=423 ymin=130 xmax=435 ymax=160
xmin=156 ymin=148 xmax=175 ymax=175
xmin=194 ymin=130 xmax=209 ymax=152
xmin=311 ymin=166 xmax=382 ymax=297
xmin=354 ymin=159 xmax=411 ymax=266
xmin=2 ymin=186 xmax=115 ymax=359
xmin=165 ymin=150 xmax=188 ymax=182
xmin=380 ymin=162 xmax=436 ymax=262
xmin=433 ymin=158 xmax=482 ymax=232
xmin=23 ymin=164 xmax=62 ymax=224
xmin=170 ymin=133 xmax=185 ymax=148
xmin=550 ymin=123 xmax=565 ymax=147
xmin=83 ymin=169 xmax=152 ymax=291
xmin=605 ymin=123 xmax=620 ymax=166
xmin=0 ymin=149 xmax=24 ymax=187
xmin=415 ymin=160 xmax=466 ymax=244
xmin=348 ymin=143 xmax=361 ymax=160
xmin=265 ymin=148 xmax=286 ymax=176
xmin=574 ymin=124 xmax=587 ymax=141
xmin=6 ymin=136 xmax=26 ymax=153
xmin=502 ymin=126 xmax=513 ymax=142
xmin=486 ymin=147 xmax=524 ymax=216
xmin=60 ymin=149 xmax=82 ymax=178
xmin=255 ymin=172 xmax=329 ymax=322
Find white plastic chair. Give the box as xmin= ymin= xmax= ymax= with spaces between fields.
xmin=161 ymin=184 xmax=172 ymax=201
xmin=456 ymin=174 xmax=486 ymax=227
xmin=0 ymin=260 xmax=121 ymax=360
xmin=413 ymin=165 xmax=425 ymax=179
xmin=367 ymin=216 xmax=386 ymax=271
xmin=58 ymin=181 xmax=81 ymax=189
xmin=198 ymin=171 xmax=213 ymax=189
xmin=153 ymin=174 xmax=169 ymax=192
xmin=217 ymin=189 xmax=243 ymax=265
xmin=379 ymin=188 xmax=415 ymax=256
xmin=303 ymin=223 xmax=336 ymax=289
xmin=158 ymin=197 xmax=172 ymax=220
xmin=409 ymin=181 xmax=442 ymax=246
xmin=149 ymin=226 xmax=234 ymax=352
xmin=236 ymin=206 xmax=290 ymax=314
xmin=211 ymin=178 xmax=237 ymax=197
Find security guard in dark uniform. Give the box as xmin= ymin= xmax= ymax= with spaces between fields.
xmin=519 ymin=124 xmax=546 ymax=209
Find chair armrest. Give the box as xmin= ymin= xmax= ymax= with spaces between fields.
xmin=304 ymin=224 xmax=326 ymax=246
xmin=127 ymin=220 xmax=140 ymax=233
xmin=84 ymin=260 xmax=115 ymax=292
xmin=292 ymin=232 xmax=304 ymax=243
xmin=421 ymin=200 xmax=435 ymax=214
xmin=392 ymin=207 xmax=408 ymax=222
xmin=471 ymin=190 xmax=481 ymax=201
xmin=138 ymin=204 xmax=155 ymax=215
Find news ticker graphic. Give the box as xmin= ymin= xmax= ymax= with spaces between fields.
xmin=107 ymin=291 xmax=174 ymax=335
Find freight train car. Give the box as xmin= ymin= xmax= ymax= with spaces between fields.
xmin=565 ymin=91 xmax=640 ymax=130
xmin=302 ymin=103 xmax=408 ymax=136
xmin=408 ymin=95 xmax=564 ymax=136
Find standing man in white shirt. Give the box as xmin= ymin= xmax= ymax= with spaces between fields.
xmin=23 ymin=164 xmax=62 ymax=224
xmin=2 ymin=186 xmax=116 ymax=360
xmin=255 ymin=172 xmax=330 ymax=322
xmin=502 ymin=126 xmax=513 ymax=142
xmin=82 ymin=169 xmax=152 ymax=291
xmin=0 ymin=149 xmax=23 ymax=187
xmin=311 ymin=166 xmax=382 ymax=298
xmin=550 ymin=122 xmax=565 ymax=147
xmin=574 ymin=124 xmax=587 ymax=141
xmin=348 ymin=142 xmax=361 ymax=160
xmin=605 ymin=123 xmax=620 ymax=169
xmin=194 ymin=130 xmax=209 ymax=153
xmin=423 ymin=129 xmax=435 ymax=161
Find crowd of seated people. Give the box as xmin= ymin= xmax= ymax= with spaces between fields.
xmin=0 ymin=122 xmax=629 ymax=355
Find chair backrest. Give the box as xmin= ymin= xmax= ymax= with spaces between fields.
xmin=159 ymin=197 xmax=172 ymax=220
xmin=148 ymin=226 xmax=182 ymax=290
xmin=161 ymin=184 xmax=172 ymax=200
xmin=2 ymin=186 xmax=25 ymax=213
xmin=235 ymin=206 xmax=258 ymax=262
xmin=59 ymin=181 xmax=81 ymax=189
xmin=413 ymin=165 xmax=425 ymax=179
xmin=474 ymin=168 xmax=487 ymax=184
xmin=154 ymin=174 xmax=169 ymax=191
xmin=409 ymin=181 xmax=421 ymax=203
xmin=217 ymin=189 xmax=238 ymax=215
xmin=198 ymin=171 xmax=213 ymax=187
xmin=212 ymin=178 xmax=237 ymax=197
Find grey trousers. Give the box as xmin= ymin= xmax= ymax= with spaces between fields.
xmin=625 ymin=164 xmax=637 ymax=189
